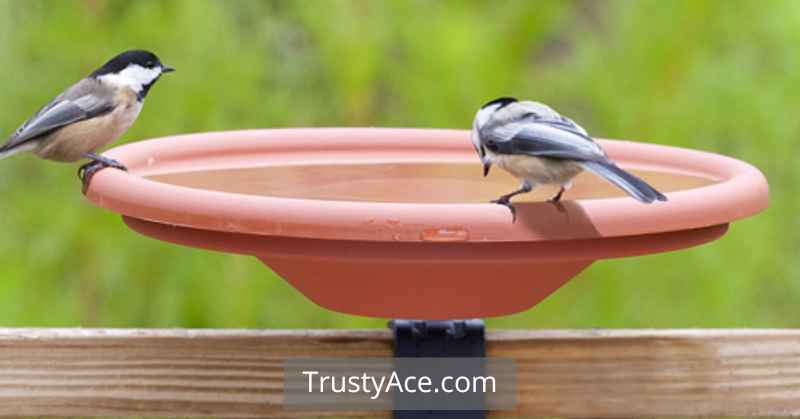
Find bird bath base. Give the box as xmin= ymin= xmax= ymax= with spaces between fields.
xmin=86 ymin=129 xmax=768 ymax=319
xmin=124 ymin=216 xmax=727 ymax=318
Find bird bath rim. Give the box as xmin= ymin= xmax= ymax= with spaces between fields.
xmin=84 ymin=128 xmax=769 ymax=244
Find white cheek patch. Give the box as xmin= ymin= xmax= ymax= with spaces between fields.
xmin=471 ymin=121 xmax=483 ymax=156
xmin=474 ymin=105 xmax=498 ymax=129
xmin=472 ymin=104 xmax=501 ymax=158
xmin=98 ymin=64 xmax=161 ymax=92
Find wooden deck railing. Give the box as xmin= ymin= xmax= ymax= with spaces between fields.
xmin=0 ymin=328 xmax=798 ymax=417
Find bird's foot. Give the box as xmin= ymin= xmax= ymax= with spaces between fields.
xmin=490 ymin=196 xmax=517 ymax=223
xmin=548 ymin=187 xmax=566 ymax=203
xmin=78 ymin=158 xmax=127 ymax=194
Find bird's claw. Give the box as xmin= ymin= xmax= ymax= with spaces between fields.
xmin=491 ymin=197 xmax=517 ymax=223
xmin=548 ymin=187 xmax=566 ymax=203
xmin=547 ymin=189 xmax=568 ymax=213
xmin=78 ymin=158 xmax=127 ymax=194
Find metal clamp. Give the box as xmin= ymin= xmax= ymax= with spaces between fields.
xmin=389 ymin=319 xmax=486 ymax=418
xmin=390 ymin=319 xmax=485 ymax=357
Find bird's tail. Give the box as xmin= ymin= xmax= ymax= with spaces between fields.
xmin=0 ymin=146 xmax=16 ymax=161
xmin=0 ymin=146 xmax=12 ymax=161
xmin=0 ymin=141 xmax=31 ymax=162
xmin=580 ymin=160 xmax=667 ymax=203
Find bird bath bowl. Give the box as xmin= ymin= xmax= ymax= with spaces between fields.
xmin=85 ymin=129 xmax=768 ymax=319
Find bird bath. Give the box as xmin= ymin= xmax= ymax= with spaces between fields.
xmin=85 ymin=128 xmax=768 ymax=319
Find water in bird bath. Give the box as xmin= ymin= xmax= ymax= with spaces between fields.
xmin=146 ymin=162 xmax=716 ymax=204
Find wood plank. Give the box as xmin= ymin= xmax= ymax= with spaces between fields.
xmin=0 ymin=328 xmax=799 ymax=417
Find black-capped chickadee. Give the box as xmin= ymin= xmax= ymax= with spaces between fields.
xmin=472 ymin=97 xmax=666 ymax=220
xmin=0 ymin=50 xmax=175 ymax=192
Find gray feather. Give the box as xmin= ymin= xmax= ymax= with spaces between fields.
xmin=482 ymin=120 xmax=606 ymax=165
xmin=581 ymin=160 xmax=667 ymax=203
xmin=480 ymin=101 xmax=605 ymax=162
xmin=491 ymin=101 xmax=590 ymax=137
xmin=0 ymin=79 xmax=115 ymax=156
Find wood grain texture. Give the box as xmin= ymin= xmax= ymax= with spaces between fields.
xmin=0 ymin=328 xmax=799 ymax=417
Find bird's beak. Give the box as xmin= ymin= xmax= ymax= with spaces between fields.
xmin=161 ymin=65 xmax=176 ymax=73
xmin=482 ymin=160 xmax=492 ymax=177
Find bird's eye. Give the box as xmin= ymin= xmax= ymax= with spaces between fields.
xmin=145 ymin=61 xmax=155 ymax=67
xmin=485 ymin=139 xmax=498 ymax=151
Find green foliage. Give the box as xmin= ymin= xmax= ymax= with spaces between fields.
xmin=0 ymin=0 xmax=796 ymax=328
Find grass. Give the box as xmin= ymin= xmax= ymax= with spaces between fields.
xmin=0 ymin=0 xmax=796 ymax=329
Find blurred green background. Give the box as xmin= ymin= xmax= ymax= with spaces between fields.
xmin=0 ymin=0 xmax=795 ymax=329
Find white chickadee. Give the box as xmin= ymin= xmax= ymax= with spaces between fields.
xmin=472 ymin=97 xmax=666 ymax=220
xmin=0 ymin=50 xmax=175 ymax=192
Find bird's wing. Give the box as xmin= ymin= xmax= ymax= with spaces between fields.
xmin=483 ymin=119 xmax=607 ymax=162
xmin=540 ymin=114 xmax=590 ymax=138
xmin=515 ymin=102 xmax=591 ymax=138
xmin=1 ymin=80 xmax=115 ymax=152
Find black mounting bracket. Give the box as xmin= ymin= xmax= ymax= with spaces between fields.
xmin=390 ymin=319 xmax=485 ymax=357
xmin=389 ymin=319 xmax=486 ymax=418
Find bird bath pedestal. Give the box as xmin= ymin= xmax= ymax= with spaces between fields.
xmin=85 ymin=128 xmax=768 ymax=319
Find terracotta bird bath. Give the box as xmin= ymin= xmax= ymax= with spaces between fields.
xmin=84 ymin=129 xmax=768 ymax=319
